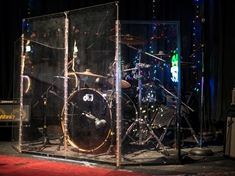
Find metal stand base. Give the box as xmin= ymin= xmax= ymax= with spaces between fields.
xmin=189 ymin=147 xmax=213 ymax=156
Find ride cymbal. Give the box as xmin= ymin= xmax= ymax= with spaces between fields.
xmin=109 ymin=34 xmax=145 ymax=45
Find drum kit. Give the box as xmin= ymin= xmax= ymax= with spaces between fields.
xmin=58 ymin=34 xmax=198 ymax=154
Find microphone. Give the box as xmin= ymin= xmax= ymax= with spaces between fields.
xmin=83 ymin=112 xmax=106 ymax=129
xmin=95 ymin=119 xmax=106 ymax=129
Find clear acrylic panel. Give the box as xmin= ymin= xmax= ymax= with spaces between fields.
xmin=63 ymin=2 xmax=118 ymax=157
xmin=119 ymin=21 xmax=181 ymax=164
xmin=17 ymin=12 xmax=66 ymax=152
xmin=11 ymin=36 xmax=28 ymax=151
xmin=15 ymin=2 xmax=119 ymax=162
xmin=14 ymin=2 xmax=182 ymax=166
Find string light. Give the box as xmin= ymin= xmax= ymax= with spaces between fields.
xmin=27 ymin=0 xmax=33 ymax=16
xmin=192 ymin=0 xmax=201 ymax=93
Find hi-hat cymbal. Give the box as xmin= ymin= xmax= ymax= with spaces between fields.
xmin=75 ymin=69 xmax=107 ymax=78
xmin=109 ymin=34 xmax=145 ymax=45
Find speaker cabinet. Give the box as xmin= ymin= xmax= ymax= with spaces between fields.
xmin=224 ymin=106 xmax=235 ymax=159
xmin=0 ymin=100 xmax=30 ymax=122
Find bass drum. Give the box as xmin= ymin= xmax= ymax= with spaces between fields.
xmin=61 ymin=88 xmax=112 ymax=153
xmin=61 ymin=88 xmax=138 ymax=153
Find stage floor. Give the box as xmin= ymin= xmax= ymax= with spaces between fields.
xmin=1 ymin=134 xmax=235 ymax=175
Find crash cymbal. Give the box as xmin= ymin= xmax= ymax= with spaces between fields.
xmin=109 ymin=34 xmax=145 ymax=45
xmin=107 ymin=77 xmax=131 ymax=89
xmin=75 ymin=69 xmax=107 ymax=78
xmin=153 ymin=51 xmax=170 ymax=57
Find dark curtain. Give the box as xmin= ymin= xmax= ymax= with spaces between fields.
xmin=1 ymin=0 xmax=235 ymax=130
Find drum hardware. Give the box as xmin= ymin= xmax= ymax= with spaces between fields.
xmin=156 ymin=84 xmax=200 ymax=147
xmin=108 ymin=35 xmax=176 ymax=152
xmin=120 ymin=45 xmax=170 ymax=154
xmin=127 ymin=44 xmax=166 ymax=63
xmin=123 ymin=63 xmax=151 ymax=72
xmin=107 ymin=61 xmax=131 ymax=89
xmin=136 ymin=62 xmax=151 ymax=68
xmin=121 ymin=112 xmax=168 ymax=154
xmin=123 ymin=67 xmax=138 ymax=72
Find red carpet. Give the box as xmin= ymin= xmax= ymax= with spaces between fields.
xmin=0 ymin=155 xmax=150 ymax=176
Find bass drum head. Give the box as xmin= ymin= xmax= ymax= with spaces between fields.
xmin=61 ymin=88 xmax=112 ymax=153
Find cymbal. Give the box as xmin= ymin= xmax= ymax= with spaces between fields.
xmin=109 ymin=34 xmax=145 ymax=45
xmin=153 ymin=51 xmax=170 ymax=57
xmin=107 ymin=77 xmax=131 ymax=89
xmin=75 ymin=69 xmax=107 ymax=78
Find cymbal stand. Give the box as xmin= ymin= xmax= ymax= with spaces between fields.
xmin=156 ymin=84 xmax=200 ymax=149
xmin=122 ymin=45 xmax=168 ymax=153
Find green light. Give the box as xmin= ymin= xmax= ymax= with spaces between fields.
xmin=171 ymin=50 xmax=178 ymax=66
xmin=171 ymin=50 xmax=179 ymax=82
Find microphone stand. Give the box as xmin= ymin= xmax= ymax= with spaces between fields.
xmin=189 ymin=18 xmax=213 ymax=156
xmin=36 ymin=61 xmax=73 ymax=151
